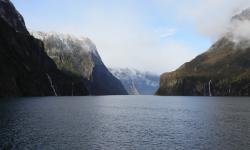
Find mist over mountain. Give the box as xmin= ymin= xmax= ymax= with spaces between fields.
xmin=2 ymin=0 xmax=250 ymax=97
xmin=157 ymin=8 xmax=250 ymax=96
xmin=110 ymin=68 xmax=159 ymax=95
xmin=32 ymin=31 xmax=128 ymax=95
xmin=228 ymin=8 xmax=250 ymax=47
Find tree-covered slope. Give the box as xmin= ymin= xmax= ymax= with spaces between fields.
xmin=157 ymin=9 xmax=250 ymax=96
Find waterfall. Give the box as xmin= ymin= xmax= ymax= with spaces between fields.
xmin=209 ymin=80 xmax=212 ymax=96
xmin=228 ymin=85 xmax=231 ymax=95
xmin=131 ymin=80 xmax=139 ymax=95
xmin=203 ymin=84 xmax=206 ymax=96
xmin=46 ymin=73 xmax=58 ymax=96
xmin=72 ymin=82 xmax=74 ymax=96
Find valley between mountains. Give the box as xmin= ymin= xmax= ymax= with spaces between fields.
xmin=1 ymin=0 xmax=250 ymax=96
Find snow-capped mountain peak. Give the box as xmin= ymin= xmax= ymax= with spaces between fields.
xmin=109 ymin=68 xmax=159 ymax=95
xmin=31 ymin=31 xmax=99 ymax=56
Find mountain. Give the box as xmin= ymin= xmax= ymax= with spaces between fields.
xmin=232 ymin=8 xmax=250 ymax=21
xmin=110 ymin=68 xmax=159 ymax=95
xmin=0 ymin=0 xmax=89 ymax=96
xmin=156 ymin=8 xmax=250 ymax=96
xmin=0 ymin=0 xmax=28 ymax=34
xmin=32 ymin=32 xmax=128 ymax=95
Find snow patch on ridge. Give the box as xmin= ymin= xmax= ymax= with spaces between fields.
xmin=31 ymin=31 xmax=100 ymax=56
xmin=110 ymin=68 xmax=159 ymax=87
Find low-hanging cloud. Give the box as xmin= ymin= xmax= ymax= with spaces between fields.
xmin=179 ymin=0 xmax=250 ymax=41
xmin=17 ymin=0 xmax=250 ymax=74
xmin=72 ymin=1 xmax=200 ymax=74
xmin=230 ymin=20 xmax=250 ymax=42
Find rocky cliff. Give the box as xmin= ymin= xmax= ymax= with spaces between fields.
xmin=0 ymin=0 xmax=28 ymax=34
xmin=32 ymin=32 xmax=128 ymax=95
xmin=0 ymin=0 xmax=89 ymax=96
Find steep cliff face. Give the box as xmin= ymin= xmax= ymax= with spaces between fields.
xmin=110 ymin=68 xmax=159 ymax=95
xmin=32 ymin=32 xmax=128 ymax=95
xmin=0 ymin=0 xmax=89 ymax=96
xmin=31 ymin=32 xmax=95 ymax=79
xmin=156 ymin=9 xmax=250 ymax=96
xmin=0 ymin=0 xmax=28 ymax=34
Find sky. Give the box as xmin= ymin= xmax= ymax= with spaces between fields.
xmin=11 ymin=0 xmax=250 ymax=74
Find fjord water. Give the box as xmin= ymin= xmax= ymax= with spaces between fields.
xmin=1 ymin=96 xmax=250 ymax=149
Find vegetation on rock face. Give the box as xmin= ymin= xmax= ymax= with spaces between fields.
xmin=157 ymin=8 xmax=250 ymax=96
xmin=156 ymin=36 xmax=250 ymax=96
xmin=32 ymin=32 xmax=95 ymax=79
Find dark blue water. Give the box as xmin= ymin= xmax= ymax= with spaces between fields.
xmin=1 ymin=96 xmax=250 ymax=150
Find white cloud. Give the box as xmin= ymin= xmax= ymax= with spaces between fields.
xmin=155 ymin=28 xmax=177 ymax=38
xmin=73 ymin=0 xmax=250 ymax=74
xmin=18 ymin=0 xmax=226 ymax=74
xmin=74 ymin=4 xmax=199 ymax=74
xmin=230 ymin=20 xmax=250 ymax=42
xmin=178 ymin=0 xmax=250 ymax=40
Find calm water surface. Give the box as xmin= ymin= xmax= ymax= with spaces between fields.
xmin=0 ymin=96 xmax=250 ymax=150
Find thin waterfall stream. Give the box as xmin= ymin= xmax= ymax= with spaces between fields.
xmin=46 ymin=73 xmax=58 ymax=96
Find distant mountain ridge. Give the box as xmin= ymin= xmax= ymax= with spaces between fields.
xmin=157 ymin=8 xmax=250 ymax=96
xmin=110 ymin=68 xmax=159 ymax=95
xmin=32 ymin=31 xmax=128 ymax=95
